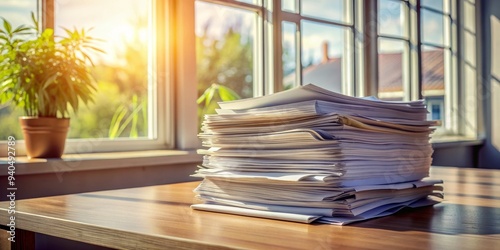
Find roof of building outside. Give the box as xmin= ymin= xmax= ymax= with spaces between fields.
xmin=284 ymin=49 xmax=445 ymax=93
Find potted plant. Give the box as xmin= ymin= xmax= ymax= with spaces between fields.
xmin=0 ymin=13 xmax=102 ymax=158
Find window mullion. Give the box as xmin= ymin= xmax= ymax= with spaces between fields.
xmin=42 ymin=0 xmax=54 ymax=30
xmin=354 ymin=0 xmax=365 ymax=97
xmin=452 ymin=0 xmax=462 ymax=134
xmin=419 ymin=42 xmax=449 ymax=50
xmin=410 ymin=0 xmax=422 ymax=100
xmin=363 ymin=0 xmax=378 ymax=97
xmin=268 ymin=0 xmax=283 ymax=94
xmin=263 ymin=0 xmax=275 ymax=95
xmin=155 ymin=0 xmax=168 ymax=144
xmin=199 ymin=0 xmax=263 ymax=12
xmin=175 ymin=0 xmax=200 ymax=149
xmin=296 ymin=20 xmax=302 ymax=87
xmin=281 ymin=12 xmax=352 ymax=28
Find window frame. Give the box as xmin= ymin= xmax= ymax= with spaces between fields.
xmin=0 ymin=0 xmax=173 ymax=157
xmin=374 ymin=0 xmax=472 ymax=137
xmin=376 ymin=0 xmax=412 ymax=102
xmin=0 ymin=0 xmax=482 ymax=157
xmin=419 ymin=0 xmax=459 ymax=135
xmin=275 ymin=0 xmax=357 ymax=96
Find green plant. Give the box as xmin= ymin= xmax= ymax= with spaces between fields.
xmin=197 ymin=83 xmax=241 ymax=115
xmin=196 ymin=22 xmax=253 ymax=99
xmin=108 ymin=95 xmax=147 ymax=139
xmin=0 ymin=13 xmax=103 ymax=117
xmin=197 ymin=83 xmax=240 ymax=130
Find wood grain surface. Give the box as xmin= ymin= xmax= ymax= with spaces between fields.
xmin=0 ymin=166 xmax=499 ymax=249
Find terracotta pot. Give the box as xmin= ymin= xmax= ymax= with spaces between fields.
xmin=19 ymin=117 xmax=70 ymax=158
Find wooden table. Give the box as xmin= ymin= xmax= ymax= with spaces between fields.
xmin=1 ymin=166 xmax=499 ymax=249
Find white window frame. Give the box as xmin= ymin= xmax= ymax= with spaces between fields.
xmin=274 ymin=0 xmax=357 ymax=96
xmin=0 ymin=0 xmax=174 ymax=157
xmin=419 ymin=0 xmax=458 ymax=135
xmin=373 ymin=0 xmax=479 ymax=138
xmin=0 ymin=0 xmax=482 ymax=157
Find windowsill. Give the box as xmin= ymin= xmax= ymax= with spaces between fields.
xmin=0 ymin=150 xmax=202 ymax=176
xmin=431 ymin=136 xmax=484 ymax=148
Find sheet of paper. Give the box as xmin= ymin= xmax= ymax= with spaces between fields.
xmin=219 ymin=84 xmax=426 ymax=111
xmin=191 ymin=204 xmax=321 ymax=224
xmin=191 ymin=194 xmax=442 ymax=225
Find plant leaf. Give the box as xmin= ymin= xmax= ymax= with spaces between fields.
xmin=205 ymin=84 xmax=217 ymax=107
xmin=108 ymin=105 xmax=128 ymax=139
xmin=3 ymin=19 xmax=12 ymax=34
xmin=218 ymin=85 xmax=241 ymax=101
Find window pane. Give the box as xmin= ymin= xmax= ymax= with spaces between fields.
xmin=0 ymin=0 xmax=37 ymax=27
xmin=54 ymin=0 xmax=153 ymax=139
xmin=421 ymin=10 xmax=445 ymax=46
xmin=195 ymin=1 xmax=256 ymax=123
xmin=463 ymin=1 xmax=475 ymax=32
xmin=0 ymin=0 xmax=38 ymax=140
xmin=422 ymin=45 xmax=446 ymax=125
xmin=282 ymin=0 xmax=297 ymax=13
xmin=301 ymin=21 xmax=346 ymax=93
xmin=431 ymin=104 xmax=442 ymax=120
xmin=378 ymin=39 xmax=406 ymax=101
xmin=378 ymin=0 xmax=406 ymax=38
xmin=282 ymin=21 xmax=297 ymax=90
xmin=301 ymin=0 xmax=351 ymax=24
xmin=421 ymin=0 xmax=449 ymax=14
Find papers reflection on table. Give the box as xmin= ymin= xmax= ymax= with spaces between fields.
xmin=192 ymin=84 xmax=444 ymax=225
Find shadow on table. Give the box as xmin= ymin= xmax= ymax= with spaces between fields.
xmin=349 ymin=203 xmax=500 ymax=235
xmin=77 ymin=193 xmax=192 ymax=206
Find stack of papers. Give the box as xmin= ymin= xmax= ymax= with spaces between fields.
xmin=192 ymin=84 xmax=444 ymax=225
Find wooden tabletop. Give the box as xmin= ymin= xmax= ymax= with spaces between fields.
xmin=1 ymin=166 xmax=499 ymax=249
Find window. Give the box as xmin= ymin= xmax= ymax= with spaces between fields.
xmin=195 ymin=0 xmax=356 ymax=122
xmin=279 ymin=0 xmax=355 ymax=95
xmin=375 ymin=0 xmax=462 ymax=135
xmin=377 ymin=0 xmax=409 ymax=101
xmin=0 ymin=0 xmax=169 ymax=155
xmin=420 ymin=0 xmax=455 ymax=134
xmin=0 ymin=0 xmax=481 ymax=156
xmin=195 ymin=0 xmax=263 ymax=124
xmin=54 ymin=0 xmax=155 ymax=140
xmin=195 ymin=1 xmax=257 ymax=99
xmin=431 ymin=103 xmax=442 ymax=120
xmin=428 ymin=100 xmax=444 ymax=121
